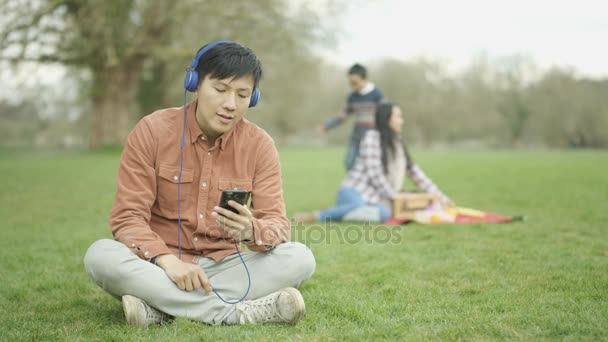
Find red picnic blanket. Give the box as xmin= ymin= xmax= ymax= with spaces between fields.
xmin=385 ymin=205 xmax=522 ymax=225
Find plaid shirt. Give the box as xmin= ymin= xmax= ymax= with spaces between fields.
xmin=341 ymin=130 xmax=448 ymax=204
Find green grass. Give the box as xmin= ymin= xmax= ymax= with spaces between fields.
xmin=1 ymin=147 xmax=607 ymax=341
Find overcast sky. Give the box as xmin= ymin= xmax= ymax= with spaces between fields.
xmin=2 ymin=0 xmax=607 ymax=98
xmin=319 ymin=0 xmax=608 ymax=78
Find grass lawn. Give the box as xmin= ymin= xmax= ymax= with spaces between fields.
xmin=1 ymin=147 xmax=606 ymax=340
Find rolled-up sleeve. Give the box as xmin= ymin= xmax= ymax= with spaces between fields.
xmin=110 ymin=118 xmax=172 ymax=260
xmin=407 ymin=164 xmax=449 ymax=203
xmin=245 ymin=136 xmax=290 ymax=251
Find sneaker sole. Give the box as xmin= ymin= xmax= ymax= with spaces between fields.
xmin=122 ymin=295 xmax=146 ymax=327
xmin=281 ymin=287 xmax=306 ymax=323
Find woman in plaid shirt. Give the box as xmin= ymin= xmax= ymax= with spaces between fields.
xmin=296 ymin=103 xmax=453 ymax=223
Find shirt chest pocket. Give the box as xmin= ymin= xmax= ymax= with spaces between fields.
xmin=156 ymin=165 xmax=194 ymax=218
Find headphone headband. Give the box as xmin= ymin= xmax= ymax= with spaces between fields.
xmin=188 ymin=40 xmax=233 ymax=73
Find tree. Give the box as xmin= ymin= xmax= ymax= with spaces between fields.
xmin=0 ymin=0 xmax=342 ymax=148
xmin=1 ymin=0 xmax=180 ymax=147
xmin=527 ymin=69 xmax=608 ymax=148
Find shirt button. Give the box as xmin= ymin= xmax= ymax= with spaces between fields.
xmin=131 ymin=243 xmax=135 ymax=247
xmin=201 ymin=181 xmax=207 ymax=187
xmin=173 ymin=176 xmax=178 ymax=181
xmin=194 ymin=237 xmax=198 ymax=242
xmin=200 ymin=136 xmax=206 ymax=141
xmin=199 ymin=213 xmax=204 ymax=219
xmin=207 ymin=152 xmax=211 ymax=156
xmin=144 ymin=251 xmax=149 ymax=257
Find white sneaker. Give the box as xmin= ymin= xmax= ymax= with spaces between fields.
xmin=235 ymin=287 xmax=306 ymax=324
xmin=122 ymin=295 xmax=173 ymax=327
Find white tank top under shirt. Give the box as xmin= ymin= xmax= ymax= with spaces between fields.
xmin=386 ymin=140 xmax=406 ymax=191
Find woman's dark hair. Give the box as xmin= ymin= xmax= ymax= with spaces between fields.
xmin=375 ymin=103 xmax=413 ymax=174
xmin=195 ymin=42 xmax=263 ymax=88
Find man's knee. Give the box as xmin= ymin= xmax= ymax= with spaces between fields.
xmin=273 ymin=242 xmax=316 ymax=284
xmin=83 ymin=239 xmax=128 ymax=283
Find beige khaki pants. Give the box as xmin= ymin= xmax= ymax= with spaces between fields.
xmin=84 ymin=239 xmax=315 ymax=325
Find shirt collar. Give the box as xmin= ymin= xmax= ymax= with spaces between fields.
xmin=186 ymin=98 xmax=239 ymax=150
xmin=358 ymin=82 xmax=375 ymax=95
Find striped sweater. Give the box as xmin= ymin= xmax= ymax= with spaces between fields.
xmin=323 ymin=83 xmax=384 ymax=144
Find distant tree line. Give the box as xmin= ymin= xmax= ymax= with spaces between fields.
xmin=369 ymin=56 xmax=608 ymax=148
xmin=1 ymin=0 xmax=606 ymax=149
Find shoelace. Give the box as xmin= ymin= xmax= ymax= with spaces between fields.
xmin=143 ymin=302 xmax=168 ymax=322
xmin=238 ymin=294 xmax=281 ymax=322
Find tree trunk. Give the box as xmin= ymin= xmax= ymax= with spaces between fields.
xmin=89 ymin=63 xmax=141 ymax=149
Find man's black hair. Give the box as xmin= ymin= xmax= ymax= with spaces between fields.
xmin=195 ymin=42 xmax=263 ymax=88
xmin=348 ymin=63 xmax=367 ymax=79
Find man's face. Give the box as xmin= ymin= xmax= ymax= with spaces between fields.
xmin=195 ymin=74 xmax=254 ymax=140
xmin=348 ymin=74 xmax=367 ymax=92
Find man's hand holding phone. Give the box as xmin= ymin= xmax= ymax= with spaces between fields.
xmin=212 ymin=190 xmax=254 ymax=241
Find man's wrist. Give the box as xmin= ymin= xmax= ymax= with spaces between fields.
xmin=154 ymin=254 xmax=177 ymax=269
xmin=239 ymin=220 xmax=254 ymax=241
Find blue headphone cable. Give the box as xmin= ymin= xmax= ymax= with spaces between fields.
xmin=176 ymin=90 xmax=251 ymax=304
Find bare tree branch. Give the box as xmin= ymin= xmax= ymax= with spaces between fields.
xmin=0 ymin=54 xmax=84 ymax=64
xmin=0 ymin=0 xmax=66 ymax=47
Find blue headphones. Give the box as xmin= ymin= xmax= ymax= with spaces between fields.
xmin=183 ymin=40 xmax=260 ymax=107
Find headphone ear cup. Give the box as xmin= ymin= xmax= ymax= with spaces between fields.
xmin=249 ymin=88 xmax=260 ymax=107
xmin=183 ymin=69 xmax=199 ymax=92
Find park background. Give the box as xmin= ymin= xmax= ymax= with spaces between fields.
xmin=1 ymin=0 xmax=606 ymax=340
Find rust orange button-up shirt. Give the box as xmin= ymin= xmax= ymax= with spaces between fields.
xmin=110 ymin=100 xmax=290 ymax=263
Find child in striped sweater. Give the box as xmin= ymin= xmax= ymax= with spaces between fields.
xmin=319 ymin=64 xmax=385 ymax=170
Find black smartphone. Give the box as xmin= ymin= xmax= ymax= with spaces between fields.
xmin=219 ymin=189 xmax=250 ymax=214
